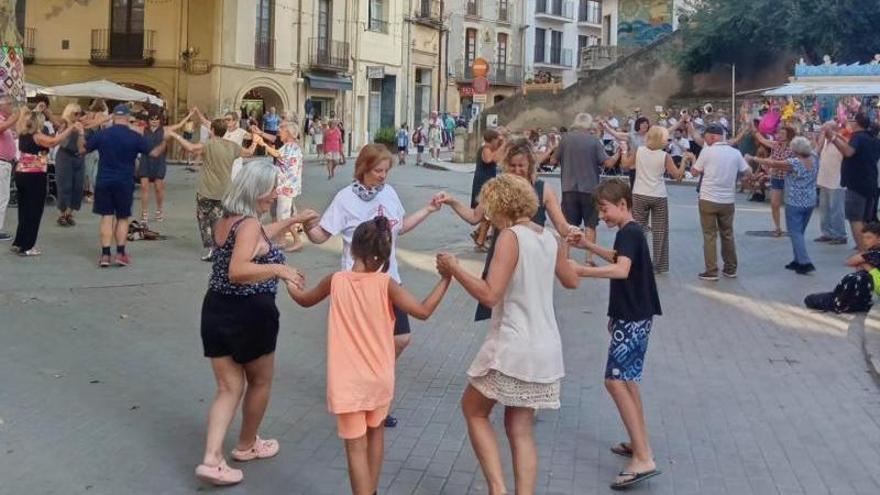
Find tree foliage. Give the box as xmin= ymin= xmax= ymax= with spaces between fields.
xmin=677 ymin=0 xmax=880 ymax=73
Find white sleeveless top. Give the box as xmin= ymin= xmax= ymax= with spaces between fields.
xmin=632 ymin=147 xmax=669 ymax=198
xmin=467 ymin=224 xmax=564 ymax=383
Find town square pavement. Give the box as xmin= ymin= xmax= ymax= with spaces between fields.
xmin=1 ymin=158 xmax=879 ymax=494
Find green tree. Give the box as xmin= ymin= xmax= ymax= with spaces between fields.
xmin=677 ymin=0 xmax=880 ymax=73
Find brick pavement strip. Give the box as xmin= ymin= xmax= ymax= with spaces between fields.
xmin=1 ymin=161 xmax=880 ymax=494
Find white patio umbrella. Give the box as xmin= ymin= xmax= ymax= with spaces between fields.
xmin=44 ymin=79 xmax=164 ymax=106
xmin=24 ymin=82 xmax=51 ymax=98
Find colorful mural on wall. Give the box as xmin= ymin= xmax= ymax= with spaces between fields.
xmin=618 ymin=0 xmax=673 ymax=47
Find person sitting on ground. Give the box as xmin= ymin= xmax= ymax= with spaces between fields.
xmin=804 ymin=222 xmax=880 ymax=313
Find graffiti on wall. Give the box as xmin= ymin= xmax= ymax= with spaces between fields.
xmin=618 ymin=0 xmax=672 ymax=47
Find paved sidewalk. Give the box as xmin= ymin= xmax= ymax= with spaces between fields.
xmin=1 ymin=159 xmax=879 ymax=494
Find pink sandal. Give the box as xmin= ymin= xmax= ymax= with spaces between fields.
xmin=230 ymin=436 xmax=280 ymax=462
xmin=194 ymin=459 xmax=243 ymax=486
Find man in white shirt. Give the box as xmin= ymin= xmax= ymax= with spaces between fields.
xmin=815 ymin=122 xmax=847 ymax=244
xmin=667 ymin=128 xmax=690 ymax=166
xmin=691 ymin=124 xmax=752 ymax=281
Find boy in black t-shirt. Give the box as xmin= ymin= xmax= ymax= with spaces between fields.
xmin=565 ymin=179 xmax=662 ymax=490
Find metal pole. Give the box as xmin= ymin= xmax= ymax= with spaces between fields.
xmin=437 ymin=1 xmax=444 ymax=113
xmin=731 ymin=63 xmax=736 ymax=137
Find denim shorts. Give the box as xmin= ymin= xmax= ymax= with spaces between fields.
xmin=605 ymin=318 xmax=653 ymax=382
xmin=770 ymin=178 xmax=785 ymax=191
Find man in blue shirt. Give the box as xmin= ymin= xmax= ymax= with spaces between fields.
xmin=80 ymin=104 xmax=168 ymax=267
xmin=262 ymin=106 xmax=281 ymax=135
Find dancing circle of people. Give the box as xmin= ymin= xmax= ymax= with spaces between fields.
xmin=4 ymin=95 xmax=880 ymax=494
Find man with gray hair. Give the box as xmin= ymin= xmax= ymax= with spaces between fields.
xmin=0 ymin=95 xmax=19 ymax=241
xmin=551 ymin=112 xmax=620 ymax=265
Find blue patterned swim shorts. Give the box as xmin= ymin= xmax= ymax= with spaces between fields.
xmin=605 ymin=319 xmax=653 ymax=382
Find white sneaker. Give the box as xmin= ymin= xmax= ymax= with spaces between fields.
xmin=200 ymin=248 xmax=214 ymax=262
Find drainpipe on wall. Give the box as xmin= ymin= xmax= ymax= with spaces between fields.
xmin=352 ymin=0 xmax=362 ymax=148
xmin=296 ymin=0 xmax=303 ymax=116
xmin=403 ymin=0 xmax=412 ymax=127
xmin=436 ymin=0 xmax=443 ymax=114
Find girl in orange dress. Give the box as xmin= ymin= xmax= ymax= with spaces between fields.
xmin=286 ymin=217 xmax=451 ymax=495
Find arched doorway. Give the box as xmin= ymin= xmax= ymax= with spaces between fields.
xmin=240 ymin=86 xmax=284 ymax=126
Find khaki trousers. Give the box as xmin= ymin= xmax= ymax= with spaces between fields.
xmin=698 ymin=199 xmax=737 ymax=275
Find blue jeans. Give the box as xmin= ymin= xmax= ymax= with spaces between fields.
xmin=785 ymin=204 xmax=814 ymax=265
xmin=818 ymin=187 xmax=846 ymax=239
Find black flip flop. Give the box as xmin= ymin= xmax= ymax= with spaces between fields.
xmin=610 ymin=443 xmax=633 ymax=458
xmin=610 ymin=469 xmax=661 ymax=490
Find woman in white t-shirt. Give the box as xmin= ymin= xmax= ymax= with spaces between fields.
xmin=304 ymin=144 xmax=444 ymax=427
xmin=621 ymin=126 xmax=685 ymax=273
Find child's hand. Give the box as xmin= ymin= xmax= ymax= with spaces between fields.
xmin=436 ymin=252 xmax=457 ymax=276
xmin=277 ymin=265 xmax=304 ymax=289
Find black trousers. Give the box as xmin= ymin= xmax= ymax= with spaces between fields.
xmin=14 ymin=172 xmax=47 ymax=251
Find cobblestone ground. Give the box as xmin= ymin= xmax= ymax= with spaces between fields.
xmin=1 ymin=160 xmax=879 ymax=495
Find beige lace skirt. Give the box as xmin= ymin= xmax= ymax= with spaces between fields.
xmin=469 ymin=370 xmax=561 ymax=409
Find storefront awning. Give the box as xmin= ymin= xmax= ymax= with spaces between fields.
xmin=305 ymin=73 xmax=353 ymax=91
xmin=763 ymin=82 xmax=880 ymax=96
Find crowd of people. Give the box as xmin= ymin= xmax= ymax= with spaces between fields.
xmin=4 ymin=90 xmax=880 ymax=494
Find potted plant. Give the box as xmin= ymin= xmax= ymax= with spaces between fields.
xmin=373 ymin=127 xmax=397 ymax=152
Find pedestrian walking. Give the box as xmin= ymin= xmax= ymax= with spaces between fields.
xmin=826 ymin=113 xmax=880 ymax=250
xmin=195 ymin=160 xmax=317 ymax=487
xmin=169 ymin=118 xmax=260 ymax=261
xmin=747 ymin=136 xmax=819 ymax=274
xmin=551 ymin=113 xmax=621 ymax=265
xmin=303 ymin=144 xmax=446 ymax=428
xmin=621 ymin=126 xmax=686 ymax=273
xmin=54 ymin=103 xmax=87 ymax=227
xmin=690 ymin=123 xmax=752 ymax=281
xmin=427 ymin=111 xmax=442 ymax=160
xmin=412 ymin=123 xmax=426 ymax=165
xmin=436 ymin=174 xmax=579 ymax=495
xmin=396 ymin=124 xmax=409 ymax=165
xmin=0 ymin=95 xmax=21 ymax=242
xmin=565 ymin=179 xmax=662 ymax=490
xmin=12 ymin=105 xmax=76 ymax=257
xmin=323 ymin=120 xmax=343 ymax=179
xmin=814 ymin=122 xmax=848 ymax=245
xmin=287 ymin=216 xmax=451 ymax=495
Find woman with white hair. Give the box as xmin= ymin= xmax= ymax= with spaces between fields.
xmin=621 ymin=125 xmax=686 ymax=273
xmin=54 ymin=103 xmax=86 ymax=227
xmin=196 ymin=160 xmax=318 ymax=486
xmin=746 ymin=136 xmax=819 ymax=275
xmin=252 ymin=121 xmax=305 ymax=251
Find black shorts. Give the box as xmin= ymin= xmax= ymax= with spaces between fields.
xmin=201 ymin=291 xmax=280 ymax=364
xmin=397 ymin=146 xmax=407 ymax=153
xmin=562 ymin=191 xmax=599 ymax=228
xmin=845 ymin=189 xmax=879 ymax=223
xmin=93 ymin=181 xmax=134 ymax=218
xmin=393 ymin=305 xmax=411 ymax=335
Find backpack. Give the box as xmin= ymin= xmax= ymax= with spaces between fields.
xmin=412 ymin=129 xmax=423 ymax=145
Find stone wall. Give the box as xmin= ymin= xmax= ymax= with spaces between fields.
xmin=481 ymin=33 xmax=793 ymax=133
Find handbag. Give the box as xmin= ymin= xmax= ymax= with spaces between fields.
xmin=15 ymin=153 xmax=47 ymax=173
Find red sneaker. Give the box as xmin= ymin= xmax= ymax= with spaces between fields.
xmin=98 ymin=254 xmax=111 ymax=268
xmin=115 ymin=253 xmax=131 ymax=267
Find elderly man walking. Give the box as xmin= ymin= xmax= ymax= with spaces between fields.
xmin=691 ymin=123 xmax=753 ymax=281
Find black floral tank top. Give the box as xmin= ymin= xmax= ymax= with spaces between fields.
xmin=208 ymin=217 xmax=285 ymax=296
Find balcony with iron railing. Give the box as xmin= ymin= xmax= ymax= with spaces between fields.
xmin=454 ymin=59 xmax=523 ymax=86
xmin=254 ymin=36 xmax=275 ymax=69
xmin=309 ymin=38 xmax=350 ymax=72
xmin=498 ymin=3 xmax=510 ymax=23
xmin=414 ymin=0 xmax=443 ymax=26
xmin=368 ymin=17 xmax=389 ymax=33
xmin=22 ymin=27 xmax=35 ymax=64
xmin=90 ymin=29 xmax=155 ymax=67
xmin=579 ymin=45 xmax=637 ymax=71
xmin=534 ymin=47 xmax=573 ymax=68
xmin=535 ymin=0 xmax=575 ymax=21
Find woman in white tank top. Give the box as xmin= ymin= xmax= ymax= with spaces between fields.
xmin=437 ymin=174 xmax=579 ymax=495
xmin=622 ymin=126 xmax=685 ymax=273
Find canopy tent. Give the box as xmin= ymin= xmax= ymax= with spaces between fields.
xmin=44 ymin=79 xmax=164 ymax=106
xmin=24 ymin=82 xmax=51 ymax=98
xmin=763 ymin=81 xmax=880 ymax=97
